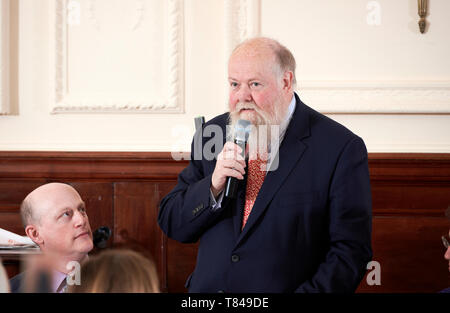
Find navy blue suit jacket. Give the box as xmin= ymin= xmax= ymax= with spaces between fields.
xmin=158 ymin=94 xmax=372 ymax=293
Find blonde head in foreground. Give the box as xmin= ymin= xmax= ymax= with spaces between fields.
xmin=70 ymin=249 xmax=160 ymax=293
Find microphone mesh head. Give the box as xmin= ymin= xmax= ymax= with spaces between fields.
xmin=235 ymin=119 xmax=252 ymax=142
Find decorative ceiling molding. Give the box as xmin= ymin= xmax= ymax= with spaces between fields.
xmin=223 ymin=0 xmax=449 ymax=114
xmin=299 ymin=80 xmax=450 ymax=114
xmin=50 ymin=0 xmax=184 ymax=114
xmin=87 ymin=0 xmax=145 ymax=32
xmin=0 ymin=0 xmax=10 ymax=115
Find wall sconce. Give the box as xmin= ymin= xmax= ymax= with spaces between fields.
xmin=418 ymin=0 xmax=428 ymax=34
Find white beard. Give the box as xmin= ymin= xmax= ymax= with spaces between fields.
xmin=228 ymin=99 xmax=287 ymax=160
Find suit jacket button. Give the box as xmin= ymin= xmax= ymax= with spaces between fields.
xmin=218 ymin=290 xmax=225 ymax=293
xmin=231 ymin=254 xmax=240 ymax=262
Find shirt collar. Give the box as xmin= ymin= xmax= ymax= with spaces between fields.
xmin=52 ymin=270 xmax=67 ymax=293
xmin=279 ymin=93 xmax=296 ymax=142
xmin=266 ymin=93 xmax=296 ymax=170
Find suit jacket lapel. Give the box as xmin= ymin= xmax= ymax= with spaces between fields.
xmin=234 ymin=94 xmax=311 ymax=247
xmin=232 ymin=179 xmax=247 ymax=240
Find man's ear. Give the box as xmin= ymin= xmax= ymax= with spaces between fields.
xmin=282 ymin=71 xmax=294 ymax=92
xmin=25 ymin=224 xmax=43 ymax=245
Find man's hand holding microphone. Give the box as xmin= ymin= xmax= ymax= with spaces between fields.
xmin=211 ymin=119 xmax=251 ymax=199
xmin=211 ymin=142 xmax=246 ymax=198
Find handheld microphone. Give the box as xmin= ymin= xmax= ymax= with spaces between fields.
xmin=194 ymin=116 xmax=205 ymax=131
xmin=93 ymin=226 xmax=112 ymax=249
xmin=224 ymin=119 xmax=252 ymax=199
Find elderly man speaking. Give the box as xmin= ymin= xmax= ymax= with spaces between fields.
xmin=158 ymin=37 xmax=372 ymax=293
xmin=10 ymin=183 xmax=93 ymax=293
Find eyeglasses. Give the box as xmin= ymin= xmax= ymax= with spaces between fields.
xmin=442 ymin=234 xmax=450 ymax=249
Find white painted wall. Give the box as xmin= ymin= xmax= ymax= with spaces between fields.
xmin=0 ymin=0 xmax=449 ymax=152
xmin=0 ymin=0 xmax=10 ymax=115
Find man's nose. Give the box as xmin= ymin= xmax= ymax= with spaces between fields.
xmin=445 ymin=246 xmax=450 ymax=260
xmin=73 ymin=211 xmax=87 ymax=227
xmin=236 ymin=85 xmax=252 ymax=103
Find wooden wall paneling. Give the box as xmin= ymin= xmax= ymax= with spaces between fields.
xmin=0 ymin=180 xmax=47 ymax=234
xmin=166 ymin=239 xmax=198 ymax=293
xmin=371 ymin=183 xmax=450 ymax=216
xmin=154 ymin=181 xmax=176 ymax=292
xmin=368 ymin=153 xmax=450 ymax=183
xmin=0 ymin=152 xmax=449 ymax=293
xmin=357 ymin=217 xmax=450 ymax=292
xmin=156 ymin=181 xmax=198 ymax=293
xmin=113 ymin=182 xmax=164 ymax=290
xmin=359 ymin=153 xmax=450 ymax=292
xmin=0 ymin=212 xmax=23 ymax=236
xmin=69 ymin=182 xmax=114 ymax=247
xmin=0 ymin=151 xmax=189 ymax=180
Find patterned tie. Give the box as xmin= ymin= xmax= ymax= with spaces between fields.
xmin=242 ymin=155 xmax=267 ymax=230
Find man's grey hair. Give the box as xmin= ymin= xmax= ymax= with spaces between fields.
xmin=20 ymin=197 xmax=36 ymax=228
xmin=232 ymin=37 xmax=297 ymax=87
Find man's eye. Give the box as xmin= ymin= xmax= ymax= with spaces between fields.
xmin=230 ymin=82 xmax=238 ymax=88
xmin=251 ymin=82 xmax=260 ymax=87
xmin=62 ymin=211 xmax=71 ymax=217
